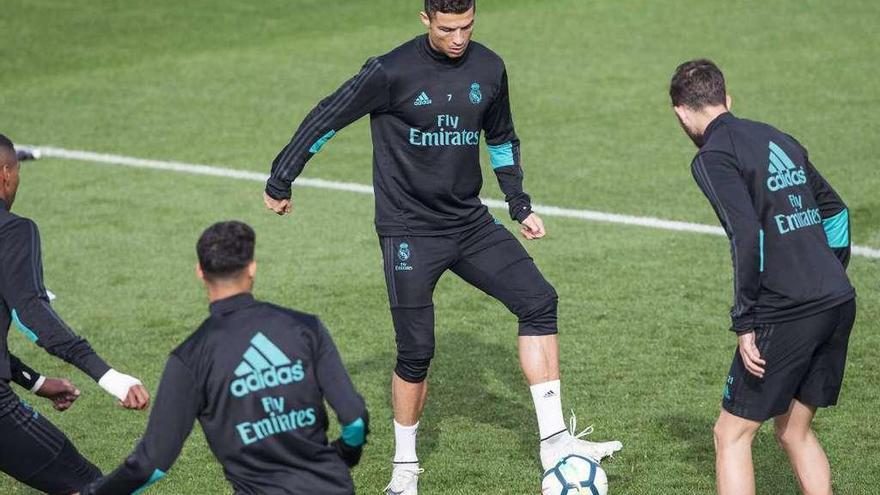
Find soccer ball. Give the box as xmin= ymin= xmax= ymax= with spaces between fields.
xmin=541 ymin=455 xmax=608 ymax=495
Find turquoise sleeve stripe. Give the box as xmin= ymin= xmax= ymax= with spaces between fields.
xmin=309 ymin=130 xmax=337 ymax=154
xmin=11 ymin=309 xmax=38 ymax=343
xmin=341 ymin=417 xmax=366 ymax=447
xmin=132 ymin=469 xmax=166 ymax=495
xmin=823 ymin=209 xmax=849 ymax=248
xmin=487 ymin=142 xmax=515 ymax=169
xmin=759 ymin=229 xmax=765 ymax=273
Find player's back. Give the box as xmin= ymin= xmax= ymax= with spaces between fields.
xmin=694 ymin=112 xmax=854 ymax=325
xmin=175 ymin=294 xmax=355 ymax=495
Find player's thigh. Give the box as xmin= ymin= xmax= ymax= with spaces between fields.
xmin=722 ymin=322 xmax=817 ymax=422
xmin=379 ymin=235 xmax=456 ymax=356
xmin=796 ymin=299 xmax=856 ymax=408
xmin=451 ymin=223 xmax=557 ymax=317
xmin=0 ymin=400 xmax=99 ymax=493
xmin=379 ymin=235 xmax=455 ymax=308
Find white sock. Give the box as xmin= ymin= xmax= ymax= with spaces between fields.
xmin=393 ymin=420 xmax=419 ymax=464
xmin=530 ymin=380 xmax=567 ymax=442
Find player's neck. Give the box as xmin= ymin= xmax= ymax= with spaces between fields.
xmin=205 ymin=282 xmax=253 ymax=303
xmin=695 ymin=106 xmax=729 ymax=136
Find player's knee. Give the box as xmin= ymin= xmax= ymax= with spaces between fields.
xmin=713 ymin=415 xmax=757 ymax=449
xmin=774 ymin=423 xmax=809 ymax=449
xmin=516 ymin=292 xmax=559 ymax=337
xmin=395 ymin=354 xmax=433 ymax=383
xmin=121 ymin=452 xmax=164 ymax=484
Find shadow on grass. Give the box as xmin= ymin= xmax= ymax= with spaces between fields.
xmin=346 ymin=330 xmax=535 ymax=465
xmin=658 ymin=413 xmax=803 ymax=494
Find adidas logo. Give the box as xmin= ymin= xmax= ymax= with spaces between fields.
xmin=766 ymin=141 xmax=806 ymax=192
xmin=543 ymin=390 xmax=558 ymax=399
xmin=413 ymin=91 xmax=432 ymax=106
xmin=230 ymin=332 xmax=305 ymax=398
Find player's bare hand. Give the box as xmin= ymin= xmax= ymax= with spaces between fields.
xmin=737 ymin=331 xmax=766 ymax=378
xmin=119 ymin=384 xmax=150 ymax=410
xmin=35 ymin=378 xmax=81 ymax=412
xmin=520 ymin=213 xmax=546 ymax=240
xmin=263 ymin=192 xmax=292 ymax=216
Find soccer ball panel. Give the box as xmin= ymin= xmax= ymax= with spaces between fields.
xmin=541 ymin=455 xmax=608 ymax=495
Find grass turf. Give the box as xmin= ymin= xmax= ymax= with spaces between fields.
xmin=1 ymin=1 xmax=878 ymax=493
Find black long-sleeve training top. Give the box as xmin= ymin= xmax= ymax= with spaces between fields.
xmin=8 ymin=353 xmax=42 ymax=391
xmin=84 ymin=293 xmax=368 ymax=495
xmin=0 ymin=199 xmax=110 ymax=412
xmin=691 ymin=112 xmax=855 ymax=332
xmin=266 ymin=34 xmax=532 ymax=235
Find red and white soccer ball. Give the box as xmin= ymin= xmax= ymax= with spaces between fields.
xmin=541 ymin=455 xmax=608 ymax=495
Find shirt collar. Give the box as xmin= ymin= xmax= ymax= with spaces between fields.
xmin=209 ymin=292 xmax=257 ymax=316
xmin=417 ymin=34 xmax=470 ymax=67
xmin=703 ymin=111 xmax=735 ymax=143
xmin=0 ymin=198 xmax=6 ymax=211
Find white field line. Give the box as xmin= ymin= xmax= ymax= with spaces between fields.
xmin=29 ymin=145 xmax=880 ymax=260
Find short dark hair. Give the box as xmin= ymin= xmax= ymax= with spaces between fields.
xmin=196 ymin=221 xmax=255 ymax=281
xmin=424 ymin=0 xmax=475 ymax=17
xmin=669 ymin=59 xmax=727 ymax=109
xmin=0 ymin=134 xmax=15 ymax=165
xmin=0 ymin=134 xmax=14 ymax=154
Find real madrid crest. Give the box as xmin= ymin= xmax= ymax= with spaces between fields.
xmin=469 ymin=82 xmax=482 ymax=105
xmin=397 ymin=242 xmax=411 ymax=262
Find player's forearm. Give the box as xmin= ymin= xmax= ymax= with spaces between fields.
xmin=334 ymin=411 xmax=370 ymax=467
xmin=266 ymin=102 xmax=332 ymax=199
xmin=495 ymin=168 xmax=532 ymax=221
xmin=12 ymin=297 xmax=110 ymax=381
xmin=266 ymin=57 xmax=389 ymax=200
xmin=81 ymin=446 xmax=167 ymax=495
xmin=8 ymin=353 xmax=44 ymax=392
xmin=729 ymin=241 xmax=762 ymax=332
xmin=488 ymin=140 xmax=532 ymax=221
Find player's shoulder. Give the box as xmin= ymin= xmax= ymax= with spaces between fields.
xmin=376 ymin=36 xmax=422 ymax=68
xmin=469 ymin=40 xmax=504 ymax=63
xmin=172 ymin=317 xmax=215 ymax=359
xmin=717 ymin=114 xmax=797 ymax=146
xmin=260 ymin=301 xmax=323 ymax=332
xmin=0 ymin=212 xmax=38 ymax=240
xmin=717 ymin=115 xmax=807 ymax=159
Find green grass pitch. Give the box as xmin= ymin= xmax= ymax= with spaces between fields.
xmin=1 ymin=1 xmax=879 ymax=493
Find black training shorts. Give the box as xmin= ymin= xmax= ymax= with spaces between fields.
xmin=379 ymin=220 xmax=558 ymax=361
xmin=0 ymin=384 xmax=101 ymax=494
xmin=722 ymin=298 xmax=856 ymax=422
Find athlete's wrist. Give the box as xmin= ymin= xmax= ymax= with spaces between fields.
xmin=98 ymin=369 xmax=142 ymax=401
xmin=512 ymin=204 xmax=532 ymax=222
xmin=265 ymin=178 xmax=292 ymax=200
xmin=29 ymin=374 xmax=46 ymax=394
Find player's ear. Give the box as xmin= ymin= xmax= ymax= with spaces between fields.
xmin=195 ymin=263 xmax=205 ymax=282
xmin=420 ymin=11 xmax=431 ymax=29
xmin=247 ymin=260 xmax=257 ymax=278
xmin=673 ymin=105 xmax=689 ymax=124
xmin=726 ymin=94 xmax=733 ymax=110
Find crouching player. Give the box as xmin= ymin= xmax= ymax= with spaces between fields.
xmin=670 ymin=60 xmax=856 ymax=495
xmin=82 ymin=221 xmax=369 ymax=495
xmin=1 ymin=134 xmax=149 ymax=494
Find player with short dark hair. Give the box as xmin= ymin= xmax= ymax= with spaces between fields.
xmin=423 ymin=0 xmax=475 ymax=17
xmin=0 ymin=134 xmax=149 ymax=494
xmin=670 ymin=60 xmax=856 ymax=495
xmin=262 ymin=2 xmax=620 ymax=493
xmin=82 ymin=221 xmax=369 ymax=495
